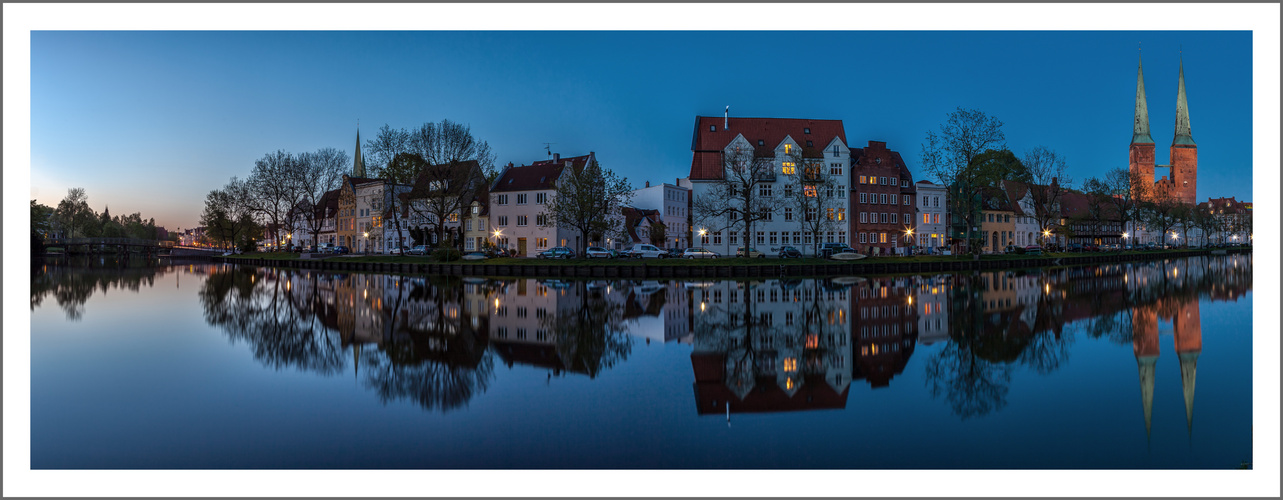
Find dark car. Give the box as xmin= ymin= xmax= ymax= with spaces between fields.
xmin=664 ymin=248 xmax=684 ymax=259
xmin=332 ymin=246 xmax=351 ymax=255
xmin=777 ymin=246 xmax=803 ymax=259
xmin=537 ymin=246 xmax=576 ymax=259
xmin=1067 ymin=243 xmax=1085 ymax=252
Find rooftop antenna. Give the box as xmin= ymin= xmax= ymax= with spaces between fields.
xmin=543 ymin=143 xmax=555 ymax=157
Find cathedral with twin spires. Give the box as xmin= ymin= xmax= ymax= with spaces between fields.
xmin=1130 ymin=52 xmax=1198 ymax=205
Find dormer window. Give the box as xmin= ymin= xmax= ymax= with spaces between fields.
xmin=710 ymin=125 xmax=717 ymax=132
xmin=803 ymin=128 xmax=811 ymax=134
xmin=757 ymin=140 xmax=765 ymax=146
xmin=806 ymin=141 xmax=813 ymax=147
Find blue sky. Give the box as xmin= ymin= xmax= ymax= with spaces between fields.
xmin=30 ymin=30 xmax=1252 ymax=229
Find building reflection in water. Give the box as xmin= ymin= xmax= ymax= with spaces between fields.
xmin=108 ymin=253 xmax=1249 ymax=421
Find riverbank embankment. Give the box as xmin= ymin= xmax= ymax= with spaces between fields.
xmin=204 ymin=247 xmax=1251 ymax=279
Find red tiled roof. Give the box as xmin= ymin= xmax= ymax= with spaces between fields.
xmin=621 ymin=206 xmax=662 ymax=244
xmin=491 ymin=154 xmax=593 ymax=193
xmin=689 ymin=116 xmax=846 ymax=180
xmin=1001 ymin=180 xmax=1029 ymax=216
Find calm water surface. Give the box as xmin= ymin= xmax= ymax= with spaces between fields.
xmin=30 ymin=254 xmax=1253 ymax=469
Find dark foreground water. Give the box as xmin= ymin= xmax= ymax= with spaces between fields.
xmin=30 ymin=254 xmax=1253 ymax=469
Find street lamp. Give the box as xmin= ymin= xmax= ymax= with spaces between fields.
xmin=363 ymin=232 xmax=369 ymax=254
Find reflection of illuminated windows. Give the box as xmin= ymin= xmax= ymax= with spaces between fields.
xmin=806 ymin=334 xmax=818 ymax=349
xmin=783 ymin=357 xmax=798 ymax=372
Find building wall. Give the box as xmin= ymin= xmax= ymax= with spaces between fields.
xmin=851 ymin=142 xmax=914 ymax=256
xmin=689 ymin=136 xmax=851 ymax=256
xmin=915 ymin=182 xmax=948 ymax=251
xmin=1171 ymin=145 xmax=1198 ymax=205
xmin=632 ymin=183 xmax=692 ymax=249
xmin=980 ymin=210 xmax=1016 ymax=253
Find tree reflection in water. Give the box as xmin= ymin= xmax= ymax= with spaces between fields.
xmin=30 ymin=256 xmax=164 ymax=321
xmin=199 ymin=265 xmax=347 ymax=375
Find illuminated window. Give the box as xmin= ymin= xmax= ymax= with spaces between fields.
xmin=860 ymin=175 xmax=867 ymax=184
xmin=837 ymin=209 xmax=845 ymax=221
xmin=804 ymin=186 xmax=817 ymax=197
xmin=782 ymin=162 xmax=796 ymax=175
xmin=784 ymin=144 xmax=792 ymax=154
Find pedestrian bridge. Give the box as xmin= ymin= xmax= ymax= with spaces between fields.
xmin=45 ymin=237 xmax=174 ymax=254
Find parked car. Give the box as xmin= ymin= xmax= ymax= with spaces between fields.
xmin=683 ymin=247 xmax=719 ymax=259
xmin=1084 ymin=244 xmax=1101 ymax=252
xmin=585 ymin=247 xmax=613 ymax=259
xmin=461 ymin=251 xmax=487 ymax=261
xmin=1004 ymin=245 xmax=1024 ymax=254
xmin=776 ymin=246 xmax=803 ymax=259
xmin=664 ymin=248 xmax=685 ymax=259
xmin=332 ymin=246 xmax=351 ymax=255
xmin=625 ymin=244 xmax=667 ymax=259
xmin=537 ymin=246 xmax=576 ymax=259
xmin=388 ymin=246 xmax=408 ymax=255
xmin=408 ymin=245 xmax=429 ymax=255
xmin=1024 ymin=245 xmax=1043 ymax=255
xmin=735 ymin=247 xmax=765 ymax=258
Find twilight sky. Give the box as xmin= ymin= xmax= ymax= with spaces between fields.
xmin=26 ymin=27 xmax=1255 ymax=231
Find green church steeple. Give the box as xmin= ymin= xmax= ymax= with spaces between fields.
xmin=1173 ymin=57 xmax=1195 ymax=146
xmin=1132 ymin=52 xmax=1154 ymax=144
xmin=354 ymin=126 xmax=366 ymax=177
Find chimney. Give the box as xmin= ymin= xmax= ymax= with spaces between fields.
xmin=507 ymin=162 xmax=514 ymax=168
xmin=645 ymin=181 xmax=650 ymax=188
xmin=724 ymin=106 xmax=729 ymax=129
xmin=552 ymin=153 xmax=560 ymax=163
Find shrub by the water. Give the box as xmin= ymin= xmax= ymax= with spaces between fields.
xmin=432 ymin=247 xmax=462 ymax=262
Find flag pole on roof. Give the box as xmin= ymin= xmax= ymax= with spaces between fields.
xmin=724 ymin=106 xmax=729 ymax=130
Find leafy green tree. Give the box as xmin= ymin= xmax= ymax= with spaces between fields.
xmin=647 ymin=220 xmax=667 ymax=247
xmin=55 ymin=188 xmax=96 ymax=238
xmin=545 ymin=159 xmax=633 ymax=256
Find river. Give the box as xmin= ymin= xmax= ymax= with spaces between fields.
xmin=29 ymin=254 xmax=1253 ymax=469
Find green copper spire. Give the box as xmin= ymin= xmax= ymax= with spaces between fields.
xmin=1173 ymin=57 xmax=1195 ymax=146
xmin=1132 ymin=53 xmax=1154 ymax=144
xmin=354 ymin=126 xmax=366 ymax=177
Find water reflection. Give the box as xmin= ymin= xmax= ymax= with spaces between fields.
xmin=30 ymin=256 xmax=178 ymax=320
xmin=32 ymin=254 xmax=1251 ymax=429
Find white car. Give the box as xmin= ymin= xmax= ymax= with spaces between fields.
xmin=683 ymin=248 xmax=719 ymax=259
xmin=625 ymin=244 xmax=666 ymax=259
xmin=585 ymin=247 xmax=613 ymax=258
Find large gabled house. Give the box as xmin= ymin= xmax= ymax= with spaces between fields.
xmin=488 ymin=152 xmax=596 ymax=257
xmin=686 ymin=115 xmax=851 ymax=256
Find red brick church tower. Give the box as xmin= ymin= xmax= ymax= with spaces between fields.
xmin=1130 ymin=52 xmax=1197 ymax=205
xmin=1170 ymin=58 xmax=1198 ymax=205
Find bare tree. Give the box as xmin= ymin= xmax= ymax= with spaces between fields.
xmin=1082 ymin=177 xmax=1113 ymax=245
xmin=246 ymin=150 xmax=304 ymax=249
xmin=1103 ymin=167 xmax=1147 ymax=247
xmin=1022 ymin=146 xmax=1071 ymax=247
xmin=692 ymin=146 xmax=784 ymax=253
xmin=295 ymin=148 xmax=348 ymax=249
xmin=409 ymin=119 xmax=498 ymax=183
xmin=782 ymin=152 xmax=841 ymax=256
xmin=545 ymin=159 xmax=633 ymax=256
xmin=920 ymin=107 xmax=1006 ymax=256
xmin=1140 ymin=185 xmax=1181 ymax=247
xmin=405 ymin=155 xmax=486 ymax=248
